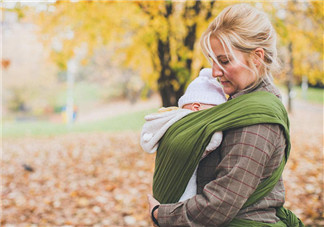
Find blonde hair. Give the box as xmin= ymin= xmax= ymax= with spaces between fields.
xmin=200 ymin=4 xmax=280 ymax=89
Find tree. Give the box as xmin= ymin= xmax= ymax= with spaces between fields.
xmin=32 ymin=0 xmax=228 ymax=106
xmin=125 ymin=1 xmax=221 ymax=106
xmin=2 ymin=9 xmax=58 ymax=114
xmin=272 ymin=1 xmax=323 ymax=86
xmin=30 ymin=1 xmax=322 ymax=107
xmin=269 ymin=1 xmax=323 ymax=111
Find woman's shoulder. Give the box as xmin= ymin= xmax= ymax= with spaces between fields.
xmin=231 ymin=78 xmax=282 ymax=100
xmin=257 ymin=78 xmax=282 ymax=100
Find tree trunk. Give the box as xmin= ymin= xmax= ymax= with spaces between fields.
xmin=157 ymin=1 xmax=204 ymax=107
xmin=157 ymin=2 xmax=180 ymax=107
xmin=157 ymin=37 xmax=180 ymax=107
xmin=155 ymin=1 xmax=213 ymax=107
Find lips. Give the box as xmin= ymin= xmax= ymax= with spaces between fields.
xmin=220 ymin=81 xmax=229 ymax=86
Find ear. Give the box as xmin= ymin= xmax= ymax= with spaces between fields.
xmin=253 ymin=48 xmax=265 ymax=66
xmin=191 ymin=103 xmax=201 ymax=112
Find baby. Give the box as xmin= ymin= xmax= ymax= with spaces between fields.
xmin=140 ymin=68 xmax=226 ymax=201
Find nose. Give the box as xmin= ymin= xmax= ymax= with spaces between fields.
xmin=212 ymin=62 xmax=223 ymax=78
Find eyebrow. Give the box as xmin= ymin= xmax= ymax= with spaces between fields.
xmin=208 ymin=54 xmax=230 ymax=60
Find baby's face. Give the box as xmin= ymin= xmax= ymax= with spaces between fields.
xmin=182 ymin=103 xmax=216 ymax=112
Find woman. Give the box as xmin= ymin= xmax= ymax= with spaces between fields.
xmin=147 ymin=4 xmax=302 ymax=226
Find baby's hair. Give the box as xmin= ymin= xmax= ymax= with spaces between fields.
xmin=200 ymin=3 xmax=281 ymax=89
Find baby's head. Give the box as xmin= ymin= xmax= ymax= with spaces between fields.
xmin=178 ymin=68 xmax=226 ymax=112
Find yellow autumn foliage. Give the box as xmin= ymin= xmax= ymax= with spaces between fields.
xmin=29 ymin=0 xmax=322 ymax=99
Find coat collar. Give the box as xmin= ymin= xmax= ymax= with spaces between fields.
xmin=228 ymin=77 xmax=282 ymax=101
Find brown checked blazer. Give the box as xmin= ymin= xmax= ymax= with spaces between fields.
xmin=157 ymin=78 xmax=287 ymax=226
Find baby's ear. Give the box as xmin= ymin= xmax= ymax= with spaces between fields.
xmin=191 ymin=103 xmax=201 ymax=112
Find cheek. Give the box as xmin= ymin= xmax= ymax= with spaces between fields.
xmin=227 ymin=64 xmax=251 ymax=82
xmin=224 ymin=65 xmax=240 ymax=82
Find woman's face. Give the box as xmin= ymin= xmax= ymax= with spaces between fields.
xmin=210 ymin=37 xmax=256 ymax=96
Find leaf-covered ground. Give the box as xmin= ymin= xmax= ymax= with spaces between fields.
xmin=2 ymin=101 xmax=323 ymax=226
xmin=2 ymin=132 xmax=155 ymax=226
xmin=282 ymin=101 xmax=323 ymax=226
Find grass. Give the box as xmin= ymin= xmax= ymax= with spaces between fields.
xmin=293 ymin=86 xmax=323 ymax=104
xmin=278 ymin=85 xmax=323 ymax=104
xmin=2 ymin=108 xmax=157 ymax=138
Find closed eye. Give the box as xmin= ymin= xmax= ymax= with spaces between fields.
xmin=218 ymin=56 xmax=230 ymax=65
xmin=220 ymin=60 xmax=229 ymax=65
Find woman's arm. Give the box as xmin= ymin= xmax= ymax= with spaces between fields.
xmin=156 ymin=124 xmax=285 ymax=226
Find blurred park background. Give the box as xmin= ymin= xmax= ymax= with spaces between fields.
xmin=1 ymin=0 xmax=323 ymax=226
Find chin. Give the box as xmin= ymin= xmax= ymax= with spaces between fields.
xmin=223 ymin=88 xmax=235 ymax=96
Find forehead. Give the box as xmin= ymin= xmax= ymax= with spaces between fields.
xmin=210 ymin=37 xmax=227 ymax=54
xmin=208 ymin=37 xmax=236 ymax=60
xmin=209 ymin=36 xmax=248 ymax=61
